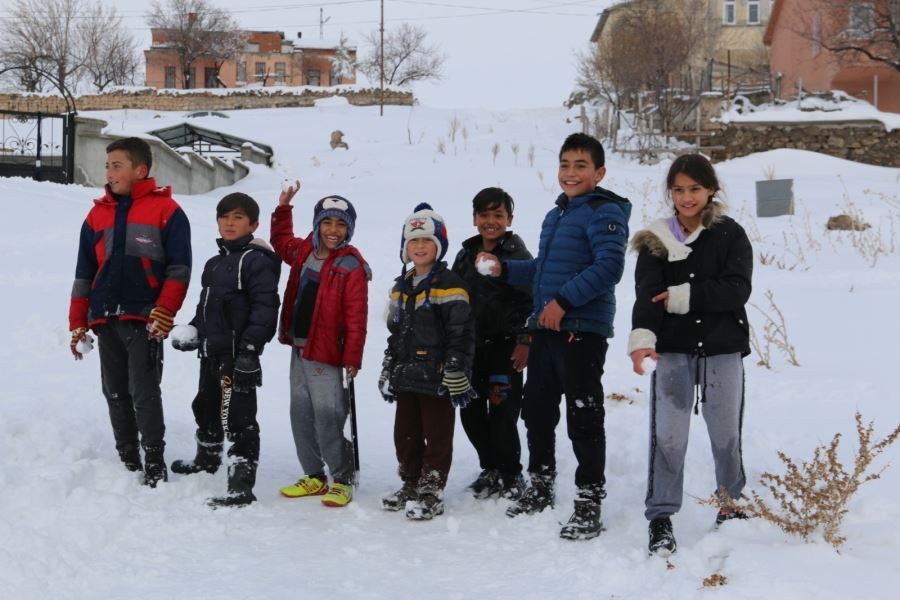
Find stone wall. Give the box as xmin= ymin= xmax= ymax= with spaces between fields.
xmin=0 ymin=87 xmax=413 ymax=114
xmin=697 ymin=121 xmax=900 ymax=167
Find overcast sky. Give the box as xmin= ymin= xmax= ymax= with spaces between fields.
xmin=99 ymin=0 xmax=614 ymax=109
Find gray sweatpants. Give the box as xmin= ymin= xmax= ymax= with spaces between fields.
xmin=645 ymin=352 xmax=745 ymax=521
xmin=288 ymin=348 xmax=353 ymax=484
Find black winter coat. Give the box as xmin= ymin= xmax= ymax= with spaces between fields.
xmin=629 ymin=205 xmax=752 ymax=358
xmin=385 ymin=262 xmax=475 ymax=397
xmin=451 ymin=232 xmax=533 ymax=346
xmin=192 ymin=235 xmax=282 ymax=357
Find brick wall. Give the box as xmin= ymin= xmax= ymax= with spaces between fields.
xmin=0 ymin=87 xmax=413 ymax=114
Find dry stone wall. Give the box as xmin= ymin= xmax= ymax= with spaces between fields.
xmin=0 ymin=87 xmax=413 ymax=114
xmin=699 ymin=121 xmax=899 ymax=168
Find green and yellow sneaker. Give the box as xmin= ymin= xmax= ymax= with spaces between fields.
xmin=280 ymin=476 xmax=327 ymax=498
xmin=321 ymin=482 xmax=353 ymax=507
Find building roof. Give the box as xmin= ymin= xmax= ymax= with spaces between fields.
xmin=590 ymin=1 xmax=636 ymax=43
xmin=148 ymin=122 xmax=273 ymax=159
xmin=294 ymin=38 xmax=357 ymax=51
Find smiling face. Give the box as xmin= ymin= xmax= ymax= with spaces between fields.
xmin=670 ymin=172 xmax=714 ymax=223
xmin=317 ymin=216 xmax=349 ymax=254
xmin=473 ymin=204 xmax=513 ymax=250
xmin=105 ymin=149 xmax=147 ymax=196
xmin=558 ymin=148 xmax=606 ymax=199
xmin=217 ymin=208 xmax=259 ymax=241
xmin=407 ymin=237 xmax=438 ymax=274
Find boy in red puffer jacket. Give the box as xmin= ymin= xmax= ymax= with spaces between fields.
xmin=271 ymin=180 xmax=370 ymax=508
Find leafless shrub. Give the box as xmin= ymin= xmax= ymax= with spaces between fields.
xmin=527 ymin=144 xmax=535 ymax=168
xmin=706 ymin=413 xmax=900 ymax=550
xmin=491 ymin=142 xmax=500 ymax=166
xmin=750 ymin=289 xmax=799 ymax=367
xmin=748 ymin=323 xmax=771 ymax=369
xmin=510 ymin=142 xmax=520 ymax=165
xmin=435 ymin=138 xmax=446 ymax=155
xmin=448 ymin=115 xmax=461 ymax=143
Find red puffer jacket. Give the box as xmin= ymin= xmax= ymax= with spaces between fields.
xmin=271 ymin=204 xmax=370 ymax=368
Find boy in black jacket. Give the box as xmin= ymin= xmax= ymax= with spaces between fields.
xmin=170 ymin=192 xmax=281 ymax=508
xmin=451 ymin=188 xmax=533 ymax=500
xmin=379 ymin=203 xmax=476 ymax=520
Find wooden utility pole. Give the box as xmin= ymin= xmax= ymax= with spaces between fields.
xmin=380 ymin=0 xmax=385 ymax=116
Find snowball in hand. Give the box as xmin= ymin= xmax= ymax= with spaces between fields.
xmin=170 ymin=324 xmax=199 ymax=345
xmin=641 ymin=356 xmax=657 ymax=374
xmin=476 ymin=257 xmax=497 ymax=276
xmin=281 ymin=179 xmax=296 ymax=194
xmin=75 ymin=334 xmax=94 ymax=355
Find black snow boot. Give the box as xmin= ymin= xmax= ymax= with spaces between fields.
xmin=648 ymin=517 xmax=677 ymax=556
xmin=498 ymin=472 xmax=527 ymax=501
xmin=118 ymin=443 xmax=143 ymax=472
xmin=171 ymin=437 xmax=223 ymax=475
xmin=559 ymin=487 xmax=604 ymax=540
xmin=405 ymin=492 xmax=444 ymax=520
xmin=715 ymin=506 xmax=749 ymax=527
xmin=506 ymin=472 xmax=555 ymax=517
xmin=468 ymin=469 xmax=500 ymax=499
xmin=142 ymin=444 xmax=168 ymax=488
xmin=382 ymin=483 xmax=419 ymax=511
xmin=208 ymin=459 xmax=257 ymax=509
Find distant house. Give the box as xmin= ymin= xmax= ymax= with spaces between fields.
xmin=590 ymin=0 xmax=772 ymax=94
xmin=144 ymin=30 xmax=357 ymax=89
xmin=764 ymin=0 xmax=900 ymax=112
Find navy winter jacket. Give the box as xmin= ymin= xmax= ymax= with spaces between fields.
xmin=504 ymin=187 xmax=631 ymax=337
xmin=192 ymin=235 xmax=281 ymax=357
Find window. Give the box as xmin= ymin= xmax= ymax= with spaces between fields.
xmin=164 ymin=66 xmax=176 ymax=88
xmin=306 ymin=69 xmax=321 ymax=86
xmin=255 ymin=62 xmax=266 ymax=84
xmin=275 ymin=62 xmax=285 ymax=85
xmin=848 ymin=3 xmax=874 ymax=39
xmin=723 ymin=0 xmax=735 ymax=25
xmin=187 ymin=68 xmax=196 ymax=89
xmin=236 ymin=61 xmax=246 ymax=83
xmin=331 ymin=67 xmax=340 ymax=86
xmin=747 ymin=0 xmax=760 ymax=24
xmin=204 ymin=67 xmax=217 ymax=88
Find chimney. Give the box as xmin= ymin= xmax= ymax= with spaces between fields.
xmin=297 ymin=32 xmax=303 ymax=39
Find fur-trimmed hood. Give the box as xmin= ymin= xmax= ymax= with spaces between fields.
xmin=630 ymin=201 xmax=724 ymax=261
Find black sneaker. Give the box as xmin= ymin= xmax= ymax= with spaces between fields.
xmin=559 ymin=497 xmax=603 ymax=540
xmin=648 ymin=517 xmax=677 ymax=556
xmin=382 ymin=485 xmax=418 ymax=511
xmin=405 ymin=492 xmax=444 ymax=520
xmin=506 ymin=475 xmax=555 ymax=518
xmin=498 ymin=472 xmax=526 ymax=501
xmin=207 ymin=491 xmax=257 ymax=509
xmin=468 ymin=469 xmax=500 ymax=499
xmin=715 ymin=507 xmax=749 ymax=527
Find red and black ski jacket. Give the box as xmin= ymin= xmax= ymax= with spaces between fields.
xmin=69 ymin=178 xmax=192 ymax=331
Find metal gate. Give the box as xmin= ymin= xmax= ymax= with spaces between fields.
xmin=0 ymin=109 xmax=76 ymax=184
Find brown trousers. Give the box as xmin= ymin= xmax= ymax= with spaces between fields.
xmin=394 ymin=392 xmax=455 ymax=494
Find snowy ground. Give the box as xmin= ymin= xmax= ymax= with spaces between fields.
xmin=1 ymin=102 xmax=899 ymax=599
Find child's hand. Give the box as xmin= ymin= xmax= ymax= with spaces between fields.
xmin=475 ymin=252 xmax=501 ymax=277
xmin=651 ymin=290 xmax=669 ymax=310
xmin=630 ymin=348 xmax=658 ymax=375
xmin=279 ymin=179 xmax=301 ymax=206
xmin=345 ymin=365 xmax=359 ymax=379
xmin=510 ymin=343 xmax=529 ymax=372
xmin=537 ymin=299 xmax=565 ymax=331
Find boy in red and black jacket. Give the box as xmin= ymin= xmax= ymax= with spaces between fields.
xmin=271 ymin=180 xmax=370 ymax=508
xmin=68 ymin=137 xmax=192 ymax=487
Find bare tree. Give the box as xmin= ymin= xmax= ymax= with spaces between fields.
xmin=0 ymin=0 xmax=84 ymax=92
xmin=793 ymin=0 xmax=899 ymax=73
xmin=80 ymin=3 xmax=140 ymax=91
xmin=360 ymin=23 xmax=445 ymax=86
xmin=146 ymin=0 xmax=245 ymax=89
xmin=575 ymin=0 xmax=715 ymax=135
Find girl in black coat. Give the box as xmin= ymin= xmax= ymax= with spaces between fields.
xmin=627 ymin=155 xmax=753 ymax=556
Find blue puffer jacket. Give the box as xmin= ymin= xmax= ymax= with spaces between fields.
xmin=504 ymin=187 xmax=631 ymax=337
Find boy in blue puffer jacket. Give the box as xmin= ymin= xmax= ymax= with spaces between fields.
xmin=169 ymin=192 xmax=281 ymax=509
xmin=478 ymin=133 xmax=631 ymax=540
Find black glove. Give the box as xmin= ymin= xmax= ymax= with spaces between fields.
xmin=233 ymin=350 xmax=262 ymax=393
xmin=379 ymin=354 xmax=395 ymax=403
xmin=439 ymin=370 xmax=478 ymax=409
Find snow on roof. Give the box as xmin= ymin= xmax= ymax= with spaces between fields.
xmin=294 ymin=38 xmax=357 ymax=51
xmin=719 ymin=92 xmax=900 ymax=132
